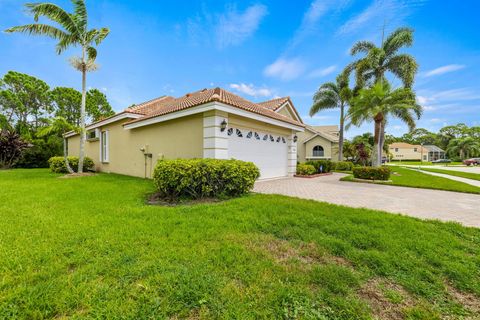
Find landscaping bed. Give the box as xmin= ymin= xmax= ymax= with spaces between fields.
xmin=294 ymin=172 xmax=333 ymax=178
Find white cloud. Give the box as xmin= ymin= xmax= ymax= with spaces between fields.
xmin=263 ymin=57 xmax=306 ymax=81
xmin=423 ymin=64 xmax=465 ymax=77
xmin=289 ymin=0 xmax=351 ymax=49
xmin=229 ymin=83 xmax=274 ymax=98
xmin=337 ymin=0 xmax=426 ymax=36
xmin=308 ymin=65 xmax=337 ymax=78
xmin=216 ymin=4 xmax=268 ymax=48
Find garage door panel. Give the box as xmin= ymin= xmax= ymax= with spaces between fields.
xmin=228 ymin=128 xmax=288 ymax=179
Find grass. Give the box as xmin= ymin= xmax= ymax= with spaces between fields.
xmin=1 ymin=169 xmax=480 ymax=319
xmin=417 ymin=167 xmax=480 ymax=181
xmin=342 ymin=166 xmax=480 ymax=194
xmin=389 ymin=161 xmax=464 ymax=166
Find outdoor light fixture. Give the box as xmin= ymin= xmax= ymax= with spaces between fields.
xmin=293 ymin=135 xmax=298 ymax=143
xmin=220 ymin=119 xmax=228 ymax=132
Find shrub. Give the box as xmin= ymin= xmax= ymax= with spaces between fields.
xmin=334 ymin=161 xmax=354 ymax=171
xmin=48 ymin=156 xmax=95 ymax=173
xmin=0 ymin=129 xmax=29 ymax=169
xmin=16 ymin=137 xmax=62 ymax=168
xmin=296 ymin=164 xmax=316 ymax=175
xmin=352 ymin=166 xmax=391 ymax=181
xmin=305 ymin=160 xmax=334 ymax=173
xmin=153 ymin=158 xmax=260 ymax=200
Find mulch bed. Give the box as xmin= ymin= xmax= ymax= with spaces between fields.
xmin=294 ymin=172 xmax=333 ymax=178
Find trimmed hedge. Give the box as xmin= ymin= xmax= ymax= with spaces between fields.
xmin=153 ymin=159 xmax=260 ymax=200
xmin=296 ymin=163 xmax=316 ymax=175
xmin=48 ymin=156 xmax=95 ymax=173
xmin=352 ymin=166 xmax=391 ymax=181
xmin=334 ymin=161 xmax=354 ymax=171
xmin=305 ymin=160 xmax=334 ymax=173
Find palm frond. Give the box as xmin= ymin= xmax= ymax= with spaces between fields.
xmin=87 ymin=46 xmax=97 ymax=61
xmin=386 ymin=54 xmax=418 ymax=88
xmin=318 ymin=82 xmax=338 ymax=94
xmin=310 ymin=91 xmax=339 ymax=116
xmin=71 ymin=0 xmax=87 ymax=31
xmin=94 ymin=28 xmax=110 ymax=45
xmin=383 ymin=27 xmax=414 ymax=56
xmin=5 ymin=24 xmax=68 ymax=40
xmin=55 ymin=34 xmax=79 ymax=54
xmin=25 ymin=3 xmax=79 ymax=35
xmin=351 ymin=41 xmax=376 ymax=55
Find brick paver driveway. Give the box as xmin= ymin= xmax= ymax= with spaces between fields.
xmin=254 ymin=173 xmax=480 ymax=228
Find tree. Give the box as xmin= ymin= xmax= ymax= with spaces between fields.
xmin=447 ymin=137 xmax=480 ymax=160
xmin=38 ymin=117 xmax=76 ymax=173
xmin=6 ymin=0 xmax=110 ymax=173
xmin=438 ymin=124 xmax=469 ymax=150
xmin=310 ymin=72 xmax=352 ymax=161
xmin=348 ymin=81 xmax=422 ymax=166
xmin=86 ymin=89 xmax=114 ymax=122
xmin=348 ymin=27 xmax=418 ymax=89
xmin=51 ymin=87 xmax=113 ymax=126
xmin=0 ymin=71 xmax=51 ymax=130
xmin=401 ymin=128 xmax=437 ymax=145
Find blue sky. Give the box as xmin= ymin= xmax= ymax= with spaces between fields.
xmin=1 ymin=0 xmax=479 ymax=137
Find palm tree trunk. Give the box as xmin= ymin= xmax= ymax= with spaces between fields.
xmin=63 ymin=137 xmax=74 ymax=174
xmin=78 ymin=46 xmax=87 ymax=173
xmin=338 ymin=103 xmax=344 ymax=161
xmin=372 ymin=113 xmax=384 ymax=167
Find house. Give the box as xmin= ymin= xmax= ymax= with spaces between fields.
xmin=389 ymin=142 xmax=446 ymax=161
xmin=296 ymin=125 xmax=340 ymax=162
xmin=66 ymin=88 xmax=304 ymax=179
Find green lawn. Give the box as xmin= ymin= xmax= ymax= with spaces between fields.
xmin=1 ymin=169 xmax=480 ymax=319
xmin=342 ymin=166 xmax=480 ymax=194
xmin=418 ymin=167 xmax=480 ymax=181
xmin=389 ymin=161 xmax=463 ymax=166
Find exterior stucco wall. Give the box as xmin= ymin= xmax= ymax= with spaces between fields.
xmin=389 ymin=147 xmax=423 ymax=160
xmin=228 ymin=114 xmax=292 ymax=137
xmin=67 ymin=114 xmax=203 ymax=178
xmin=304 ymin=136 xmax=333 ymax=160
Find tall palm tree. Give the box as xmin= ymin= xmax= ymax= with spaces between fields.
xmin=310 ymin=73 xmax=352 ymax=161
xmin=348 ymin=27 xmax=418 ymax=89
xmin=38 ymin=117 xmax=76 ymax=173
xmin=348 ymin=81 xmax=422 ymax=166
xmin=447 ymin=137 xmax=480 ymax=160
xmin=6 ymin=0 xmax=109 ymax=173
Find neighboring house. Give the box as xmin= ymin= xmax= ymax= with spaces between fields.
xmin=66 ymin=88 xmax=304 ymax=179
xmin=297 ymin=125 xmax=340 ymax=162
xmin=389 ymin=142 xmax=446 ymax=161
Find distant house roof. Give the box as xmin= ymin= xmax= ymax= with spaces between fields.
xmin=303 ymin=125 xmax=339 ymax=143
xmin=125 ymin=87 xmax=304 ymax=127
xmin=423 ymin=145 xmax=445 ymax=152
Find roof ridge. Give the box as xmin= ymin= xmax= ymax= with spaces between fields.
xmin=127 ymin=95 xmax=172 ymax=112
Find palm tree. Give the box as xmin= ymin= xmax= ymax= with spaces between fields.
xmin=348 ymin=27 xmax=418 ymax=89
xmin=310 ymin=73 xmax=352 ymax=161
xmin=6 ymin=1 xmax=109 ymax=173
xmin=38 ymin=117 xmax=77 ymax=173
xmin=447 ymin=137 xmax=480 ymax=160
xmin=348 ymin=81 xmax=422 ymax=166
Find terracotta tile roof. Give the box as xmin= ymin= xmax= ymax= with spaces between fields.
xmin=125 ymin=87 xmax=304 ymax=127
xmin=258 ymin=97 xmax=290 ymax=111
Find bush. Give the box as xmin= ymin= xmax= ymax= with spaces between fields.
xmin=305 ymin=160 xmax=334 ymax=173
xmin=352 ymin=166 xmax=391 ymax=181
xmin=16 ymin=137 xmax=62 ymax=168
xmin=334 ymin=161 xmax=354 ymax=171
xmin=48 ymin=156 xmax=95 ymax=173
xmin=153 ymin=158 xmax=260 ymax=200
xmin=0 ymin=129 xmax=29 ymax=169
xmin=296 ymin=164 xmax=316 ymax=175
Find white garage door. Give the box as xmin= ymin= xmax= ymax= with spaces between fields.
xmin=228 ymin=128 xmax=288 ymax=179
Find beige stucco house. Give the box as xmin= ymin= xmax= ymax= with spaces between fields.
xmin=296 ymin=125 xmax=340 ymax=162
xmin=66 ymin=88 xmax=305 ymax=179
xmin=389 ymin=142 xmax=446 ymax=161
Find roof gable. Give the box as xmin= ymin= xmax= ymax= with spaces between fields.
xmin=124 ymin=88 xmax=303 ymax=127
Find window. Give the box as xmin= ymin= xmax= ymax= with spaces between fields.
xmin=414 ymin=148 xmax=418 ymax=152
xmin=313 ymin=145 xmax=324 ymax=157
xmin=395 ymin=148 xmax=399 ymax=152
xmin=101 ymin=131 xmax=109 ymax=163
